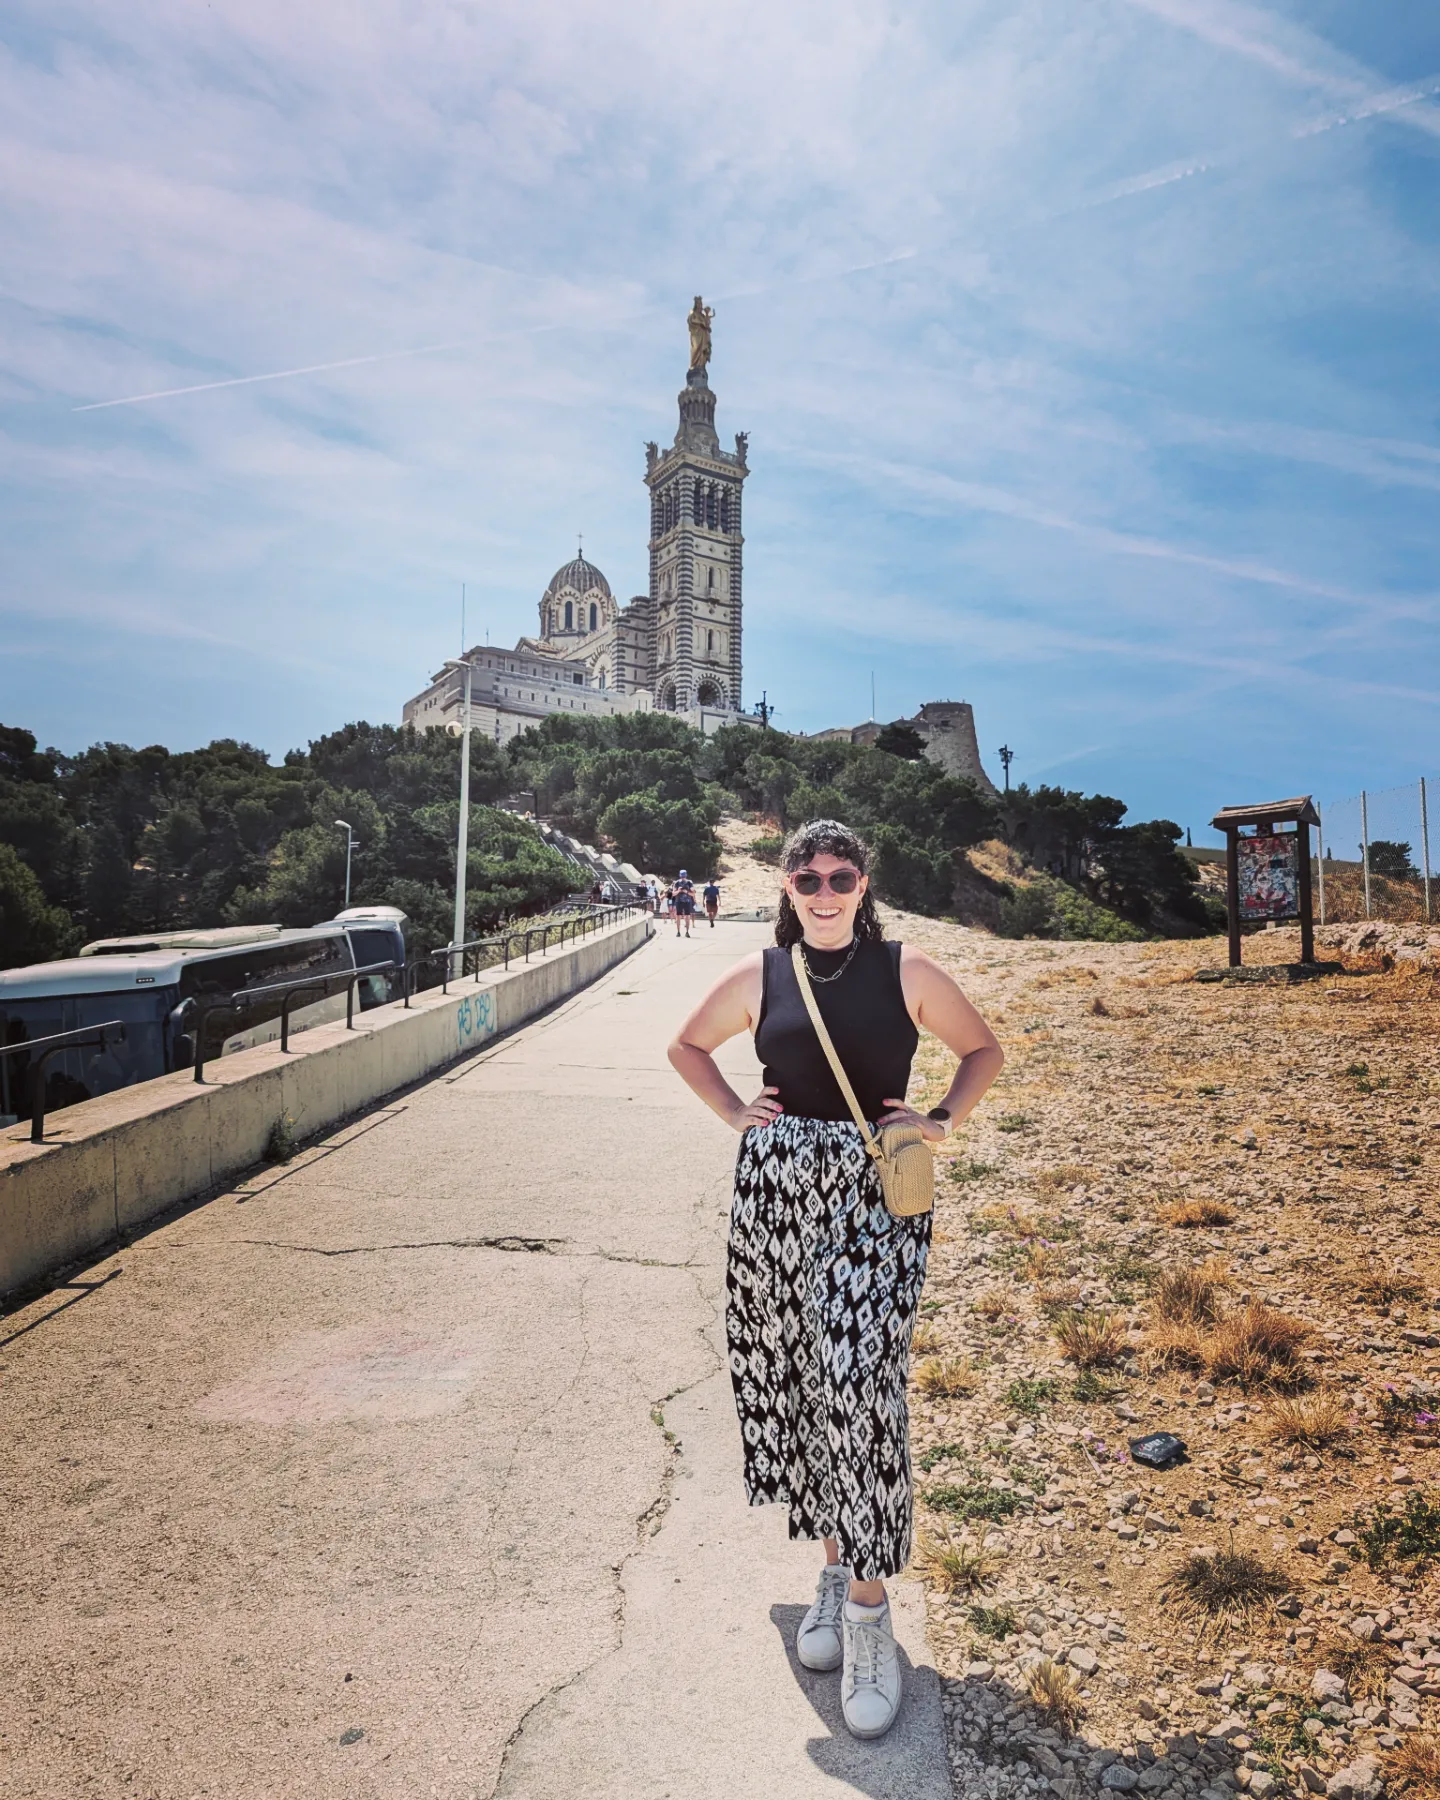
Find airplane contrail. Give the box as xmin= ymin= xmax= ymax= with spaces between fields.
xmin=71 ymin=340 xmax=467 ymax=411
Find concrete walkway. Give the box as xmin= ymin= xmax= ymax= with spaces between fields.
xmin=0 ymin=924 xmax=953 ymax=1800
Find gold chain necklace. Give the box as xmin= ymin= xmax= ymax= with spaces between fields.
xmin=801 ymin=937 xmax=860 ymax=984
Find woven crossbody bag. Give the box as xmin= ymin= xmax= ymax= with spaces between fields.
xmin=789 ymin=943 xmax=934 ymax=1219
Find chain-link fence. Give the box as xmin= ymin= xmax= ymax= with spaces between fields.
xmin=1316 ymin=779 xmax=1435 ymax=925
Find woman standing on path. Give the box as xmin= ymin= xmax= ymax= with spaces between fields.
xmin=667 ymin=819 xmax=1003 ymax=1742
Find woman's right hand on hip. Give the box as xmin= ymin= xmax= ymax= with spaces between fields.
xmin=729 ymin=1087 xmax=783 ymax=1132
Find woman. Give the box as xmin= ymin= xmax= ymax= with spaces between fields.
xmin=668 ymin=819 xmax=1003 ymax=1740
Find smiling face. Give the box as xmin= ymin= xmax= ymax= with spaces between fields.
xmin=783 ymin=852 xmax=868 ymax=950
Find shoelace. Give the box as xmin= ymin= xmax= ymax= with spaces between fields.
xmin=815 ymin=1570 xmax=848 ymax=1629
xmin=849 ymin=1616 xmax=889 ymax=1688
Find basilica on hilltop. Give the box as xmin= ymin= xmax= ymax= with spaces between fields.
xmin=403 ymin=299 xmax=758 ymax=745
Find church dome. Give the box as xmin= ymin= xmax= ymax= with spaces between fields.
xmin=542 ymin=554 xmax=612 ymax=603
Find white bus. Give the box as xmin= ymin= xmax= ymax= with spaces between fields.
xmin=0 ymin=926 xmax=358 ymax=1128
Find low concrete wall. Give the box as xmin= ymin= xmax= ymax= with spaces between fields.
xmin=0 ymin=914 xmax=650 ymax=1300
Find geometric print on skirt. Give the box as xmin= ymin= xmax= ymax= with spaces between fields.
xmin=726 ymin=1114 xmax=931 ymax=1581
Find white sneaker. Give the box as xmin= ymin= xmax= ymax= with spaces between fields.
xmin=842 ymin=1600 xmax=902 ymax=1739
xmin=796 ymin=1563 xmax=850 ymax=1671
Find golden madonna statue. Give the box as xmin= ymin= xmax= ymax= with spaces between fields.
xmin=687 ymin=296 xmax=714 ymax=372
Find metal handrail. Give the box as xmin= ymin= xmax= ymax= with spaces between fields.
xmin=403 ymin=902 xmax=640 ymax=1001
xmin=0 ymin=1021 xmax=127 ymax=1143
xmin=192 ymin=960 xmax=398 ymax=1082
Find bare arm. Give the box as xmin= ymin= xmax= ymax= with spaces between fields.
xmin=666 ymin=951 xmax=781 ymax=1132
xmin=878 ymin=946 xmax=1005 ymax=1141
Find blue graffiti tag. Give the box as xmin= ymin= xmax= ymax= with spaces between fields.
xmin=456 ymin=990 xmax=496 ymax=1049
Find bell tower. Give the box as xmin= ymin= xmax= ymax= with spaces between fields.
xmin=644 ymin=297 xmax=748 ymax=715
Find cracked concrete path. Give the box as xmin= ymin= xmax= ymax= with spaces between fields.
xmin=0 ymin=924 xmax=952 ymax=1800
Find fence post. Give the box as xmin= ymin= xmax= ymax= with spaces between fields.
xmin=1361 ymin=790 xmax=1371 ymax=920
xmin=1423 ymin=777 xmax=1433 ymax=925
xmin=1316 ymin=809 xmax=1327 ymax=927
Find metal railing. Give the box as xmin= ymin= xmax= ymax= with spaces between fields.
xmin=0 ymin=1021 xmax=127 ymax=1143
xmin=404 ymin=902 xmax=641 ymax=999
xmin=193 ymin=960 xmax=398 ymax=1082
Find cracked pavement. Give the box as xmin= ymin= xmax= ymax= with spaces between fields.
xmin=0 ymin=924 xmax=951 ymax=1800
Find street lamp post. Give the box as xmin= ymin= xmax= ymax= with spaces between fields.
xmin=443 ymin=657 xmax=475 ymax=967
xmin=998 ymin=745 xmax=1014 ymax=793
xmin=333 ymin=819 xmax=355 ymax=907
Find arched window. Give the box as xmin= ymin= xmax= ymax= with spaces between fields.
xmin=707 ymin=566 xmax=715 ymax=592
xmin=661 ymin=682 xmax=677 ymax=711
xmin=696 ymin=679 xmax=722 ymax=707
xmin=589 ymin=602 xmax=597 ymax=631
xmin=564 ymin=600 xmax=573 ymax=630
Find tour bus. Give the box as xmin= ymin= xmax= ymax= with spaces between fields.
xmin=325 ymin=906 xmax=409 ymax=1005
xmin=0 ymin=925 xmax=358 ymax=1128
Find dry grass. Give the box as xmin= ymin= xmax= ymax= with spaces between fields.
xmin=1037 ymin=1282 xmax=1083 ymax=1317
xmin=974 ymin=1285 xmax=1023 ymax=1322
xmin=1088 ymin=996 xmax=1110 ymax=1017
xmin=915 ymin=1527 xmax=1003 ymax=1597
xmin=1158 ymin=1197 xmax=1237 ymax=1229
xmin=1161 ymin=1545 xmax=1290 ymax=1626
xmin=1033 ymin=1164 xmax=1095 ymax=1194
xmin=1026 ymin=1658 xmax=1086 ymax=1731
xmin=1148 ymin=1302 xmax=1311 ymax=1390
xmin=1022 ymin=1243 xmax=1067 ymax=1284
xmin=1355 ymin=1261 xmax=1426 ymax=1308
xmin=1053 ymin=1310 xmax=1128 ymax=1369
xmin=1152 ymin=1259 xmax=1232 ymax=1325
xmin=910 ymin=1319 xmax=943 ymax=1356
xmin=1265 ymin=1390 xmax=1354 ymax=1451
xmin=1385 ymin=1732 xmax=1440 ymax=1798
xmin=1319 ymin=1633 xmax=1398 ymax=1704
xmin=913 ymin=1356 xmax=980 ymax=1399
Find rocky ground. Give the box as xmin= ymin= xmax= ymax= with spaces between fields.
xmin=714 ymin=825 xmax=1440 ymax=1800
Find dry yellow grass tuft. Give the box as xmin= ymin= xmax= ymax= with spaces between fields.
xmin=1037 ymin=1281 xmax=1083 ymax=1317
xmin=1158 ymin=1198 xmax=1237 ymax=1229
xmin=1026 ymin=1658 xmax=1085 ymax=1730
xmin=910 ymin=1319 xmax=943 ymax=1356
xmin=1022 ymin=1243 xmax=1067 ymax=1284
xmin=1265 ymin=1390 xmax=1354 ymax=1450
xmin=1386 ymin=1732 xmax=1440 ymax=1798
xmin=1161 ymin=1545 xmax=1289 ymax=1629
xmin=915 ymin=1527 xmax=1003 ymax=1597
xmin=1203 ymin=1303 xmax=1312 ymax=1388
xmin=1355 ymin=1260 xmax=1426 ymax=1308
xmin=1033 ymin=1164 xmax=1094 ymax=1194
xmin=974 ymin=1285 xmax=1023 ymax=1322
xmin=1319 ymin=1634 xmax=1397 ymax=1704
xmin=913 ymin=1355 xmax=979 ymax=1399
xmin=1153 ymin=1258 xmax=1232 ymax=1325
xmin=1053 ymin=1310 xmax=1127 ymax=1368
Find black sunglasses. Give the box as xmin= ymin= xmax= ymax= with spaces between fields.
xmin=791 ymin=869 xmax=860 ymax=896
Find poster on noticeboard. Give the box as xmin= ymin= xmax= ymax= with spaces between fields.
xmin=1237 ymin=832 xmax=1300 ymax=921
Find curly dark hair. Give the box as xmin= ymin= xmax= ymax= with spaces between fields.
xmin=774 ymin=818 xmax=885 ymax=949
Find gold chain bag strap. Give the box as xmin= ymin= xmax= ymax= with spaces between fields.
xmin=789 ymin=943 xmax=934 ymax=1219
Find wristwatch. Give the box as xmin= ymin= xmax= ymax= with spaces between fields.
xmin=926 ymin=1106 xmax=953 ymax=1130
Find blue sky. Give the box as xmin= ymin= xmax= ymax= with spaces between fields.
xmin=1 ymin=0 xmax=1437 ymax=845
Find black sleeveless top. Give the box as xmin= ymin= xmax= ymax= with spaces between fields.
xmin=754 ymin=939 xmax=919 ymax=1123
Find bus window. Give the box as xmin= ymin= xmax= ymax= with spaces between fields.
xmin=179 ymin=931 xmax=355 ymax=1053
xmin=0 ymin=987 xmax=178 ymax=1125
xmin=341 ymin=926 xmax=403 ymax=1005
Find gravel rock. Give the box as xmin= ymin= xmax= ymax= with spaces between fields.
xmin=1312 ymin=1671 xmax=1349 ymax=1704
xmin=1324 ymin=1756 xmax=1383 ymax=1800
xmin=1101 ymin=1765 xmax=1141 ymax=1791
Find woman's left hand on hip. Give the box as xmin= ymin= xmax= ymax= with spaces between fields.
xmin=878 ymin=1099 xmax=947 ymax=1142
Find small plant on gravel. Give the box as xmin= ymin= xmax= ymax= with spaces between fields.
xmin=966 ymin=1602 xmax=1018 ymax=1639
xmin=1159 ymin=1197 xmax=1236 ymax=1229
xmin=1033 ymin=1164 xmax=1094 ymax=1194
xmin=996 ymin=1112 xmax=1033 ymax=1133
xmin=917 ymin=1443 xmax=972 ymax=1474
xmin=1053 ymin=1310 xmax=1127 ymax=1368
xmin=1037 ymin=1282 xmax=1083 ymax=1317
xmin=927 ymin=1481 xmax=1023 ymax=1523
xmin=1351 ymin=1490 xmax=1440 ymax=1572
xmin=264 ymin=1113 xmax=298 ymax=1164
xmin=1026 ymin=1658 xmax=1085 ymax=1730
xmin=1153 ymin=1259 xmax=1232 ymax=1325
xmin=1385 ymin=1731 xmax=1440 ymax=1798
xmin=913 ymin=1356 xmax=979 ymax=1399
xmin=1007 ymin=1459 xmax=1049 ymax=1494
xmin=974 ymin=1285 xmax=1023 ymax=1323
xmin=1005 ymin=1377 xmax=1058 ymax=1416
xmin=1162 ymin=1544 xmax=1289 ymax=1624
xmin=1022 ymin=1243 xmax=1067 ymax=1284
xmin=947 ymin=1158 xmax=997 ymax=1186
xmin=1265 ymin=1390 xmax=1354 ymax=1450
xmin=1377 ymin=1384 xmax=1440 ymax=1436
xmin=1318 ymin=1633 xmax=1397 ymax=1703
xmin=1357 ymin=1262 xmax=1426 ymax=1307
xmin=1202 ymin=1303 xmax=1312 ymax=1389
xmin=1071 ymin=1368 xmax=1118 ymax=1403
xmin=910 ymin=1319 xmax=943 ymax=1356
xmin=915 ymin=1527 xmax=1003 ymax=1596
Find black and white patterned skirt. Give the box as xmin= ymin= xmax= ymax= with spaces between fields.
xmin=726 ymin=1114 xmax=932 ymax=1581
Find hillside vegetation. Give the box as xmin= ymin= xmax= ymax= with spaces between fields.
xmin=0 ymin=711 xmax=1219 ymax=970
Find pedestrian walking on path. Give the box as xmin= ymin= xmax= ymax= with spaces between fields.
xmin=667 ymin=819 xmax=1003 ymax=1743
xmin=673 ymin=868 xmax=696 ymax=938
xmin=702 ymin=877 xmax=721 ymax=927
